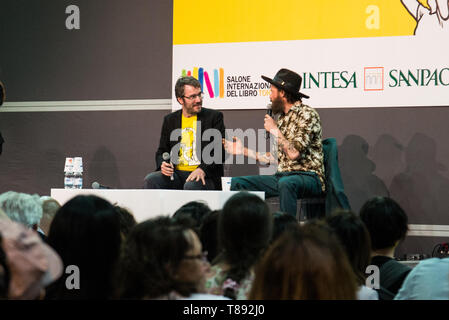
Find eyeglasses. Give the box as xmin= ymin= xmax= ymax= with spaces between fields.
xmin=182 ymin=92 xmax=204 ymax=100
xmin=183 ymin=251 xmax=208 ymax=262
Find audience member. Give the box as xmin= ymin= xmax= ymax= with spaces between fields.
xmin=360 ymin=196 xmax=411 ymax=297
xmin=205 ymin=192 xmax=273 ymax=299
xmin=326 ymin=210 xmax=378 ymax=300
xmin=0 ymin=219 xmax=62 ymax=299
xmin=249 ymin=222 xmax=357 ymax=299
xmin=0 ymin=191 xmax=43 ymax=231
xmin=172 ymin=200 xmax=211 ymax=234
xmin=0 ymin=208 xmax=8 ymax=220
xmin=395 ymin=257 xmax=449 ymax=300
xmin=39 ymin=196 xmax=61 ymax=236
xmin=114 ymin=205 xmax=137 ymax=240
xmin=45 ymin=195 xmax=121 ymax=299
xmin=199 ymin=210 xmax=220 ymax=263
xmin=271 ymin=211 xmax=298 ymax=244
xmin=115 ymin=216 xmax=227 ymax=300
xmin=0 ymin=234 xmax=10 ymax=299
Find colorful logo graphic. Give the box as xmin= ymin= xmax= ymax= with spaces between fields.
xmin=181 ymin=67 xmax=224 ymax=98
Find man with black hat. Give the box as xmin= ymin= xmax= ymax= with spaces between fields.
xmin=224 ymin=68 xmax=325 ymax=217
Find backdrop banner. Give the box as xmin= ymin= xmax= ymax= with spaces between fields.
xmin=172 ymin=0 xmax=449 ymax=109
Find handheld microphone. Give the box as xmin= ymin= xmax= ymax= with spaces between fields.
xmin=92 ymin=181 xmax=111 ymax=189
xmin=266 ymin=103 xmax=273 ymax=117
xmin=162 ymin=152 xmax=174 ymax=181
xmin=265 ymin=103 xmax=273 ymax=139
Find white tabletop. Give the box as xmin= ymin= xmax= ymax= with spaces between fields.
xmin=51 ymin=189 xmax=265 ymax=222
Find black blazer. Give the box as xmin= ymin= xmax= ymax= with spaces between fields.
xmin=155 ymin=107 xmax=225 ymax=190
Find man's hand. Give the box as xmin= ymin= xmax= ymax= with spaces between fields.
xmin=186 ymin=168 xmax=206 ymax=185
xmin=161 ymin=161 xmax=174 ymax=177
xmin=223 ymin=137 xmax=244 ymax=155
xmin=264 ymin=114 xmax=280 ymax=136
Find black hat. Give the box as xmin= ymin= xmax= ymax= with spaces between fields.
xmin=261 ymin=68 xmax=309 ymax=99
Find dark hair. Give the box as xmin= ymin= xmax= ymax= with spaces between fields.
xmin=217 ymin=192 xmax=272 ymax=299
xmin=114 ymin=205 xmax=137 ymax=239
xmin=175 ymin=76 xmax=201 ymax=99
xmin=359 ymin=197 xmax=408 ymax=250
xmin=45 ymin=195 xmax=121 ymax=299
xmin=0 ymin=234 xmax=10 ymax=299
xmin=249 ymin=222 xmax=357 ymax=299
xmin=173 ymin=201 xmax=211 ymax=234
xmin=271 ymin=211 xmax=298 ymax=244
xmin=272 ymin=84 xmax=300 ymax=104
xmin=326 ymin=210 xmax=372 ymax=286
xmin=115 ymin=216 xmax=198 ymax=299
xmin=199 ymin=210 xmax=220 ymax=263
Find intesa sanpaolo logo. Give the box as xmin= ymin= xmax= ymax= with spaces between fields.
xmin=181 ymin=67 xmax=224 ymax=98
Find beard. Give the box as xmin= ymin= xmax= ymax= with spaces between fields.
xmin=184 ymin=100 xmax=202 ymax=115
xmin=270 ymin=95 xmax=284 ymax=115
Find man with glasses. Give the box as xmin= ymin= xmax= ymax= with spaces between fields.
xmin=144 ymin=76 xmax=225 ymax=190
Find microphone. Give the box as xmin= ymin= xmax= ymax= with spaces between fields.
xmin=92 ymin=181 xmax=111 ymax=189
xmin=162 ymin=152 xmax=174 ymax=181
xmin=265 ymin=103 xmax=273 ymax=139
xmin=266 ymin=103 xmax=273 ymax=117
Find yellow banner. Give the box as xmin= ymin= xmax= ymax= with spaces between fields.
xmin=174 ymin=0 xmax=429 ymax=44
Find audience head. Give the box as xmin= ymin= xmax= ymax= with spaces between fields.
xmin=249 ymin=222 xmax=357 ymax=300
xmin=271 ymin=211 xmax=298 ymax=244
xmin=0 ymin=219 xmax=62 ymax=300
xmin=39 ymin=196 xmax=60 ymax=235
xmin=0 ymin=208 xmax=8 ymax=220
xmin=326 ymin=210 xmax=372 ymax=286
xmin=173 ymin=201 xmax=211 ymax=234
xmin=199 ymin=210 xmax=220 ymax=263
xmin=0 ymin=191 xmax=43 ymax=230
xmin=114 ymin=205 xmax=137 ymax=240
xmin=46 ymin=195 xmax=121 ymax=299
xmin=116 ymin=216 xmax=209 ymax=299
xmin=359 ymin=196 xmax=408 ymax=251
xmin=217 ymin=192 xmax=272 ymax=298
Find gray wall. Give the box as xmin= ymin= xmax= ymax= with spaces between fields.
xmin=1 ymin=0 xmax=448 ymax=257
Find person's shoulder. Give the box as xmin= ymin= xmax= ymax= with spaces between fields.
xmin=357 ymin=285 xmax=379 ymax=300
xmin=183 ymin=293 xmax=231 ymax=300
xmin=163 ymin=109 xmax=182 ymax=123
xmin=201 ymin=107 xmax=223 ymax=117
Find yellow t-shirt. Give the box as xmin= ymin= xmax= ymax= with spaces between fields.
xmin=176 ymin=115 xmax=200 ymax=171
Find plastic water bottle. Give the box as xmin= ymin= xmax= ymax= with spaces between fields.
xmin=73 ymin=157 xmax=83 ymax=189
xmin=64 ymin=157 xmax=74 ymax=189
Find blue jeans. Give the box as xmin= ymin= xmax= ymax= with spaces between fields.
xmin=231 ymin=171 xmax=323 ymax=217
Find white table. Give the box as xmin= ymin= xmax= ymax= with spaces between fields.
xmin=50 ymin=189 xmax=265 ymax=222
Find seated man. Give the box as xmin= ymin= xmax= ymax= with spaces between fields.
xmin=144 ymin=76 xmax=225 ymax=190
xmin=224 ymin=69 xmax=325 ymax=217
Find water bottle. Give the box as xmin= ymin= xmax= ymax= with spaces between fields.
xmin=73 ymin=157 xmax=83 ymax=189
xmin=64 ymin=157 xmax=74 ymax=189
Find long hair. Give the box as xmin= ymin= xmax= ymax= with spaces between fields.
xmin=249 ymin=223 xmax=357 ymax=300
xmin=216 ymin=192 xmax=272 ymax=299
xmin=45 ymin=195 xmax=121 ymax=299
xmin=115 ymin=216 xmax=198 ymax=299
